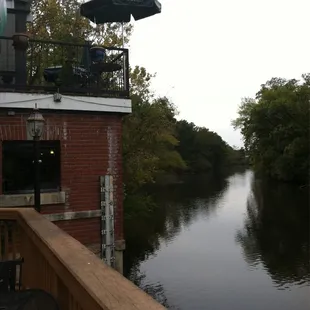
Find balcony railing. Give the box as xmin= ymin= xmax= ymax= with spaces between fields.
xmin=0 ymin=36 xmax=130 ymax=98
xmin=0 ymin=208 xmax=164 ymax=309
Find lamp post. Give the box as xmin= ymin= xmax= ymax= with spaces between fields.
xmin=26 ymin=106 xmax=45 ymax=213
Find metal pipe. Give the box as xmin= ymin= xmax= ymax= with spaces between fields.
xmin=100 ymin=176 xmax=105 ymax=260
xmin=121 ymin=22 xmax=128 ymax=92
xmin=34 ymin=135 xmax=41 ymax=212
xmin=105 ymin=175 xmax=111 ymax=265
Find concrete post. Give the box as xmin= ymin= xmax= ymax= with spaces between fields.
xmin=115 ymin=239 xmax=125 ymax=275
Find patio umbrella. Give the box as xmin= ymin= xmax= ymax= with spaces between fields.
xmin=80 ymin=0 xmax=161 ymax=23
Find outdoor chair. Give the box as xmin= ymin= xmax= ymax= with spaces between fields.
xmin=43 ymin=44 xmax=122 ymax=90
xmin=0 ymin=258 xmax=24 ymax=292
xmin=0 ymin=259 xmax=60 ymax=310
xmin=43 ymin=45 xmax=106 ymax=87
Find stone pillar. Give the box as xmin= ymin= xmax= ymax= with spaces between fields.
xmin=115 ymin=239 xmax=125 ymax=275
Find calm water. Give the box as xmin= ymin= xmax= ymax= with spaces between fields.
xmin=124 ymin=170 xmax=309 ymax=310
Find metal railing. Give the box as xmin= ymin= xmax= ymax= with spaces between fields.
xmin=0 ymin=36 xmax=130 ymax=98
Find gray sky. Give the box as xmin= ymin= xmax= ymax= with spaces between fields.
xmin=129 ymin=0 xmax=310 ymax=147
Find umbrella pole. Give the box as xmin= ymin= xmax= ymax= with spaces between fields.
xmin=121 ymin=22 xmax=125 ymax=48
xmin=121 ymin=22 xmax=127 ymax=91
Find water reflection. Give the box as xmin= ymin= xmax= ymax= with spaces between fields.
xmin=236 ymin=177 xmax=310 ymax=289
xmin=127 ymin=265 xmax=180 ymax=309
xmin=124 ymin=171 xmax=309 ymax=309
xmin=124 ymin=173 xmax=229 ymax=308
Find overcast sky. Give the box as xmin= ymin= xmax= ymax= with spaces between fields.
xmin=128 ymin=0 xmax=310 ymax=147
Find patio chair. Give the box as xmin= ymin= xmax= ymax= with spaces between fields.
xmin=0 ymin=258 xmax=24 ymax=292
xmin=0 ymin=259 xmax=60 ymax=310
xmin=43 ymin=43 xmax=96 ymax=87
xmin=43 ymin=44 xmax=118 ymax=89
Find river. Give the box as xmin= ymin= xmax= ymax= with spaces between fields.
xmin=124 ymin=169 xmax=309 ymax=310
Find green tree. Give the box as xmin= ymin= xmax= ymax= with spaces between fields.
xmin=123 ymin=90 xmax=186 ymax=193
xmin=29 ymin=0 xmax=132 ymax=46
xmin=226 ymin=146 xmax=248 ymax=167
xmin=233 ymin=74 xmax=310 ymax=183
xmin=176 ymin=121 xmax=231 ymax=173
xmin=130 ymin=66 xmax=155 ymax=102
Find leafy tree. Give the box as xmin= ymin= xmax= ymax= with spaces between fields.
xmin=123 ymin=84 xmax=186 ymax=192
xmin=227 ymin=147 xmax=248 ymax=166
xmin=29 ymin=0 xmax=132 ymax=46
xmin=176 ymin=121 xmax=231 ymax=173
xmin=130 ymin=66 xmax=155 ymax=102
xmin=233 ymin=75 xmax=310 ymax=184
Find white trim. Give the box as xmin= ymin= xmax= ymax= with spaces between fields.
xmin=0 ymin=93 xmax=132 ymax=114
xmin=45 ymin=210 xmax=101 ymax=222
xmin=0 ymin=191 xmax=66 ymax=208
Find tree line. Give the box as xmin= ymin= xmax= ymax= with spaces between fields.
xmin=29 ymin=0 xmax=246 ymax=194
xmin=124 ymin=67 xmax=246 ymax=192
xmin=233 ymin=75 xmax=309 ymax=185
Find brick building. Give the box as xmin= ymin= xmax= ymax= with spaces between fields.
xmin=0 ymin=0 xmax=131 ymax=273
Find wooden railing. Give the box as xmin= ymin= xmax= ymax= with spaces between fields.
xmin=0 ymin=219 xmax=19 ymax=261
xmin=0 ymin=208 xmax=165 ymax=310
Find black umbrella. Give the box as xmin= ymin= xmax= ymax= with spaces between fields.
xmin=80 ymin=0 xmax=161 ymax=23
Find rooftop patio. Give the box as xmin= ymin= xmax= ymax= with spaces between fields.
xmin=0 ymin=36 xmax=130 ymax=98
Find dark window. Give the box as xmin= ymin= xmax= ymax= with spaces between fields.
xmin=2 ymin=141 xmax=61 ymax=194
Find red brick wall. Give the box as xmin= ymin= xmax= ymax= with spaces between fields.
xmin=55 ymin=218 xmax=101 ymax=245
xmin=0 ymin=109 xmax=124 ymax=243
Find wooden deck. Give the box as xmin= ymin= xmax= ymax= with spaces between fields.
xmin=0 ymin=208 xmax=165 ymax=310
